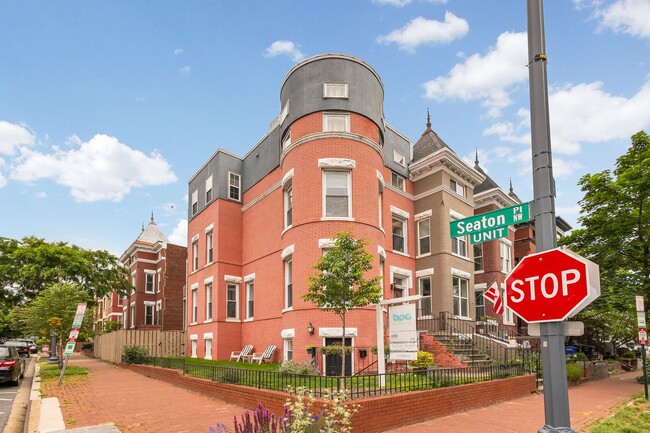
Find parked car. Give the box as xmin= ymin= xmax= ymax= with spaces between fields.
xmin=3 ymin=341 xmax=31 ymax=358
xmin=0 ymin=346 xmax=26 ymax=385
xmin=18 ymin=339 xmax=37 ymax=354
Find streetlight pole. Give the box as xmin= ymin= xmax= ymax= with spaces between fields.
xmin=527 ymin=1 xmax=576 ymax=432
xmin=48 ymin=331 xmax=58 ymax=364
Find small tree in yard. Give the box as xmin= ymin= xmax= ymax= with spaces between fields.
xmin=303 ymin=231 xmax=382 ymax=380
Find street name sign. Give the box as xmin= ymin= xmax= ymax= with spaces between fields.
xmin=505 ymin=248 xmax=600 ymax=323
xmin=450 ymin=203 xmax=529 ymax=244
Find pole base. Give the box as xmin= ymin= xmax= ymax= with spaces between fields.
xmin=538 ymin=425 xmax=577 ymax=433
xmin=48 ymin=357 xmax=59 ymax=364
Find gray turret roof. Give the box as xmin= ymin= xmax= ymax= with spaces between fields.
xmin=136 ymin=212 xmax=168 ymax=245
xmin=412 ymin=110 xmax=453 ymax=162
xmin=473 ymin=150 xmax=500 ymax=194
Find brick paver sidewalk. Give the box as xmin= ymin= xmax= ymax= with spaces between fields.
xmin=386 ymin=371 xmax=643 ymax=433
xmin=40 ymin=356 xmax=247 ymax=432
xmin=41 ymin=355 xmax=644 ymax=433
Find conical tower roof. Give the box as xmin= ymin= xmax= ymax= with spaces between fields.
xmin=136 ymin=212 xmax=168 ymax=245
xmin=412 ymin=109 xmax=453 ymax=162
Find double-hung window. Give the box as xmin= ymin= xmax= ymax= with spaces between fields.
xmin=450 ymin=179 xmax=466 ymax=197
xmin=391 ymin=172 xmax=405 ymax=191
xmin=130 ymin=303 xmax=136 ymax=328
xmin=191 ymin=190 xmax=198 ymax=216
xmin=205 ymin=175 xmax=213 ymax=203
xmin=453 ymin=277 xmax=469 ymax=318
xmin=323 ymin=171 xmax=350 ymax=218
xmin=145 ymin=272 xmax=155 ymax=293
xmin=205 ymin=283 xmax=213 ymax=321
xmin=474 ymin=243 xmax=484 ymax=272
xmin=475 ymin=290 xmax=485 ymax=319
xmin=246 ymin=281 xmax=254 ymax=319
xmin=284 ymin=258 xmax=293 ymax=309
xmin=451 ymin=222 xmax=468 ymax=257
xmin=226 ymin=283 xmax=238 ymax=319
xmin=282 ymin=130 xmax=291 ymax=150
xmin=500 ymin=241 xmax=512 ymax=273
xmin=228 ymin=173 xmax=241 ymax=201
xmin=323 ymin=113 xmax=350 ymax=132
xmin=392 ymin=217 xmax=406 ymax=253
xmin=284 ymin=338 xmax=293 ymax=361
xmin=191 ymin=287 xmax=198 ymax=323
xmin=192 ymin=240 xmax=199 ymax=271
xmin=206 ymin=231 xmax=213 ymax=264
xmin=144 ymin=302 xmax=155 ymax=325
xmin=284 ymin=185 xmax=293 ymax=228
xmin=417 ymin=219 xmax=430 ymax=256
xmin=419 ymin=277 xmax=432 ymax=315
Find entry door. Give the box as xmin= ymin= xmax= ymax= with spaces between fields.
xmin=324 ymin=337 xmax=352 ymax=377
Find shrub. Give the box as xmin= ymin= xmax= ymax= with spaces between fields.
xmin=123 ymin=345 xmax=149 ymax=364
xmin=410 ymin=351 xmax=434 ymax=370
xmin=620 ymin=350 xmax=637 ymax=359
xmin=566 ymin=363 xmax=583 ymax=382
xmin=278 ymin=360 xmax=319 ymax=376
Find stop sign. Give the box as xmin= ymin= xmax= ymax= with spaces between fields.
xmin=505 ymin=248 xmax=600 ymax=323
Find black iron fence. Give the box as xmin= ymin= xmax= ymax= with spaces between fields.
xmin=130 ymin=356 xmax=533 ymax=400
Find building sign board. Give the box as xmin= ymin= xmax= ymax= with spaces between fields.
xmin=450 ymin=203 xmax=529 ymax=240
xmin=388 ymin=303 xmax=418 ymax=361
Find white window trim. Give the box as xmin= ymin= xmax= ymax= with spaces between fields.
xmin=416 ymin=268 xmax=434 ymax=277
xmin=144 ymin=270 xmax=156 ymax=294
xmin=323 ymin=112 xmax=350 ymax=132
xmin=390 ymin=205 xmax=410 ymax=220
xmin=323 ymin=82 xmax=349 ymax=98
xmin=144 ymin=301 xmax=156 ymax=326
xmin=284 ymin=256 xmax=293 ymax=311
xmin=318 ymin=158 xmax=356 ymax=169
xmin=389 ymin=266 xmax=412 ymax=297
xmin=205 ymin=281 xmax=213 ymax=322
xmin=417 ymin=218 xmax=431 ymax=258
xmin=204 ymin=336 xmax=213 ymax=360
xmin=190 ymin=283 xmax=199 ymax=325
xmin=393 ymin=149 xmax=406 ymax=167
xmin=205 ymin=231 xmax=214 ymax=265
xmin=156 ymin=269 xmax=162 ymax=293
xmin=246 ymin=280 xmax=254 ymax=320
xmin=414 ymin=209 xmax=432 ymax=221
xmin=391 ymin=212 xmax=408 ymax=255
xmin=452 ymin=276 xmax=471 ymax=320
xmin=191 ymin=190 xmax=198 ymax=215
xmin=224 ymin=275 xmax=242 ymax=284
xmin=226 ymin=283 xmax=239 ymax=320
xmin=205 ymin=175 xmax=213 ymax=203
xmin=228 ymin=172 xmax=241 ymax=202
xmin=322 ymin=170 xmax=352 ymax=219
xmin=129 ymin=302 xmax=136 ymax=328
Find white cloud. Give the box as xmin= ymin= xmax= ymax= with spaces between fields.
xmin=556 ymin=205 xmax=581 ymax=216
xmin=168 ymin=219 xmax=188 ymax=246
xmin=552 ymin=157 xmax=583 ymax=179
xmin=548 ymin=80 xmax=650 ymax=154
xmin=179 ymin=66 xmax=191 ymax=74
xmin=377 ymin=13 xmax=469 ymax=52
xmin=174 ymin=48 xmax=184 ymax=55
xmin=264 ymin=41 xmax=305 ymax=62
xmin=162 ymin=202 xmax=178 ymax=215
xmin=597 ymin=0 xmax=650 ymax=38
xmin=35 ymin=191 xmax=47 ymax=199
xmin=0 ymin=173 xmax=6 ymax=188
xmin=10 ymin=134 xmax=177 ymax=202
xmin=423 ymin=31 xmax=528 ymax=115
xmin=0 ymin=121 xmax=35 ymax=155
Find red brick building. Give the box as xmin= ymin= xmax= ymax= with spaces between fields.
xmin=100 ymin=215 xmax=188 ymax=331
xmin=185 ymin=54 xmax=569 ymax=366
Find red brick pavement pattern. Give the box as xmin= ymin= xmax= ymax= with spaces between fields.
xmin=385 ymin=372 xmax=643 ymax=433
xmin=42 ymin=357 xmax=247 ymax=433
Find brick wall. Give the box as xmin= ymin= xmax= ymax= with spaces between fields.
xmin=122 ymin=363 xmax=536 ymax=432
xmin=163 ymin=244 xmax=188 ymax=331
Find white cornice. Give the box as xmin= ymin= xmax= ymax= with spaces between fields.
xmin=474 ymin=187 xmax=518 ymax=209
xmin=410 ymin=148 xmax=485 ymax=186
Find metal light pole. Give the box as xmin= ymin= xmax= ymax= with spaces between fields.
xmin=527 ymin=1 xmax=576 ymax=432
xmin=48 ymin=331 xmax=59 ymax=364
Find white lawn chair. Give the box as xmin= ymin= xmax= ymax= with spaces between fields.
xmin=229 ymin=344 xmax=253 ymax=362
xmin=250 ymin=345 xmax=276 ymax=364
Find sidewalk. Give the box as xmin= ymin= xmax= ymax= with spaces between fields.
xmin=32 ymin=354 xmax=644 ymax=433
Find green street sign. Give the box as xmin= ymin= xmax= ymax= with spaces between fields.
xmin=63 ymin=341 xmax=76 ymax=356
xmin=450 ymin=203 xmax=530 ymax=242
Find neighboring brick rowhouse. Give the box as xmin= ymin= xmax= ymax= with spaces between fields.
xmin=123 ymin=363 xmax=536 ymax=433
xmin=163 ymin=244 xmax=187 ymax=331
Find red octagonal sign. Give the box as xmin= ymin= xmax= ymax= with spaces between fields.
xmin=505 ymin=248 xmax=600 ymax=323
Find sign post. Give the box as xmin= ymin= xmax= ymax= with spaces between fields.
xmin=58 ymin=303 xmax=87 ymax=385
xmin=637 ymin=296 xmax=648 ymax=400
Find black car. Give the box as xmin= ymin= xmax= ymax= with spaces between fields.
xmin=3 ymin=341 xmax=31 ymax=358
xmin=0 ymin=346 xmax=25 ymax=386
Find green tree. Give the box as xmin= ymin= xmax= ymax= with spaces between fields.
xmin=16 ymin=283 xmax=92 ymax=353
xmin=560 ymin=131 xmax=649 ymax=351
xmin=303 ymin=231 xmax=382 ymax=379
xmin=0 ymin=236 xmax=131 ymax=305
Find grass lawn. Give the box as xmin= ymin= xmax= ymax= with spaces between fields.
xmin=38 ymin=361 xmax=89 ymax=398
xmin=586 ymin=393 xmax=650 ymax=433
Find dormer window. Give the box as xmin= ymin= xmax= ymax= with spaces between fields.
xmin=323 ymin=82 xmax=348 ymax=99
xmin=393 ymin=150 xmax=406 ymax=167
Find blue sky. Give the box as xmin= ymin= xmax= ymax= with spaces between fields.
xmin=1 ymin=0 xmax=649 ymax=255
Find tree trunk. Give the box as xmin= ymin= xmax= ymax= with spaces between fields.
xmin=340 ymin=313 xmax=346 ymax=389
